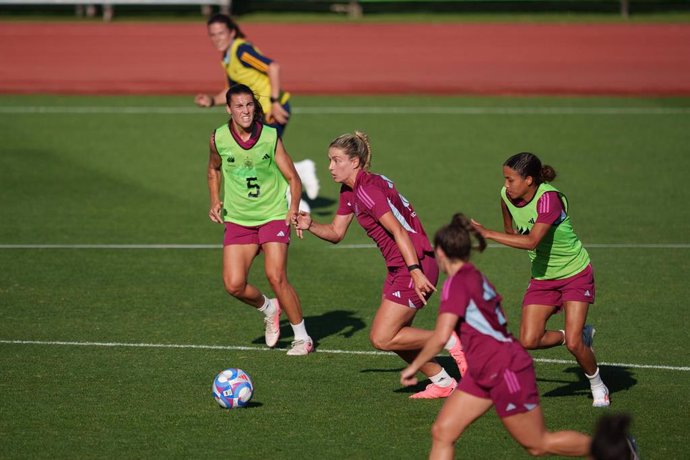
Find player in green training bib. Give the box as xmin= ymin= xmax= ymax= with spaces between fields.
xmin=195 ymin=14 xmax=320 ymax=211
xmin=471 ymin=152 xmax=609 ymax=407
xmin=207 ymin=84 xmax=313 ymax=356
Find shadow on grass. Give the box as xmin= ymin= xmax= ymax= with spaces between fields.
xmin=357 ymin=356 xmax=463 ymax=395
xmin=538 ymin=365 xmax=636 ymax=400
xmin=252 ymin=309 xmax=366 ymax=347
xmin=305 ymin=195 xmax=337 ymax=216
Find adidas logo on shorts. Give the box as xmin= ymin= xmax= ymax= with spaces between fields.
xmin=277 ymin=231 xmax=285 ymax=237
xmin=392 ymin=291 xmax=401 ymax=298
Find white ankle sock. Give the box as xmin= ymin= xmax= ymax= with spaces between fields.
xmin=258 ymin=296 xmax=275 ymax=316
xmin=429 ymin=369 xmax=454 ymax=388
xmin=444 ymin=334 xmax=457 ymax=350
xmin=290 ymin=320 xmax=310 ymax=341
xmin=585 ymin=367 xmax=604 ymax=389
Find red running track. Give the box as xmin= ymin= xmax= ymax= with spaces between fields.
xmin=1 ymin=22 xmax=689 ymax=95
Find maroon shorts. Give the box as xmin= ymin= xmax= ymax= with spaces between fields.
xmin=382 ymin=254 xmax=439 ymax=309
xmin=523 ymin=264 xmax=595 ymax=308
xmin=457 ymin=353 xmax=540 ymax=418
xmin=223 ymin=220 xmax=291 ymax=246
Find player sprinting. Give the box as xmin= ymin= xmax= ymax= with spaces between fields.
xmin=471 ymin=152 xmax=609 ymax=407
xmin=401 ymin=213 xmax=592 ymax=458
xmin=195 ymin=14 xmax=319 ymax=211
xmin=293 ymin=131 xmax=467 ymax=398
xmin=207 ymin=84 xmax=313 ymax=355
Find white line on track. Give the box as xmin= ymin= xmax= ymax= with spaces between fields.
xmin=0 ymin=106 xmax=689 ymax=115
xmin=3 ymin=243 xmax=688 ymax=249
xmin=1 ymin=339 xmax=687 ymax=371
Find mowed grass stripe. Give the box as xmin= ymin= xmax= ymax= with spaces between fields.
xmin=2 ymin=339 xmax=688 ymax=372
xmin=1 ymin=106 xmax=690 ymax=115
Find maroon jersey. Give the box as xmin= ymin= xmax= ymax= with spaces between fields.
xmin=439 ymin=263 xmax=532 ymax=388
xmin=337 ymin=170 xmax=433 ymax=269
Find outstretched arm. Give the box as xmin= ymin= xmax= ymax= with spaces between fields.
xmin=294 ymin=212 xmax=353 ymax=243
xmin=471 ymin=219 xmax=551 ymax=250
xmin=195 ymin=89 xmax=227 ymax=108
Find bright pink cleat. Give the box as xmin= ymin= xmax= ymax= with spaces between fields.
xmin=263 ymin=299 xmax=281 ymax=348
xmin=409 ymin=378 xmax=457 ymax=399
xmin=448 ymin=332 xmax=468 ymax=377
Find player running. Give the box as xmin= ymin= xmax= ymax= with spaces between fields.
xmin=471 ymin=152 xmax=609 ymax=407
xmin=195 ymin=14 xmax=319 ymax=211
xmin=207 ymin=84 xmax=313 ymax=355
xmin=293 ymin=131 xmax=467 ymax=398
xmin=401 ymin=213 xmax=592 ymax=458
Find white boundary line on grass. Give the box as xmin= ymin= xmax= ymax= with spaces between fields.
xmin=1 ymin=339 xmax=688 ymax=372
xmin=0 ymin=106 xmax=689 ymax=115
xmin=1 ymin=243 xmax=689 ymax=249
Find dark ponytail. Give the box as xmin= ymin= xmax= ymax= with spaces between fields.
xmin=434 ymin=213 xmax=486 ymax=262
xmin=504 ymin=152 xmax=557 ymax=184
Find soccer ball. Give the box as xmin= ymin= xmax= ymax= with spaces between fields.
xmin=212 ymin=368 xmax=254 ymax=409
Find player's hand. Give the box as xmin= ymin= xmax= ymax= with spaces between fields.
xmin=410 ymin=269 xmax=436 ymax=305
xmin=209 ymin=202 xmax=223 ymax=224
xmin=286 ymin=208 xmax=299 ymax=228
xmin=470 ymin=218 xmax=488 ymax=237
xmin=400 ymin=366 xmax=419 ymax=387
xmin=292 ymin=211 xmax=312 ymax=239
xmin=271 ymin=102 xmax=290 ymax=124
xmin=195 ymin=93 xmax=213 ymax=108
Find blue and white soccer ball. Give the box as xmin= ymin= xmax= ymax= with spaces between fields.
xmin=212 ymin=368 xmax=254 ymax=409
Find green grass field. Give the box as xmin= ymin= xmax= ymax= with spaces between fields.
xmin=1 ymin=94 xmax=688 ymax=459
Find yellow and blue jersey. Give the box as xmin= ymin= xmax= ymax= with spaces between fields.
xmin=221 ymin=38 xmax=290 ymax=124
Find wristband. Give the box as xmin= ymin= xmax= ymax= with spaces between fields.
xmin=407 ymin=264 xmax=421 ymax=272
xmin=270 ymin=96 xmax=280 ymax=103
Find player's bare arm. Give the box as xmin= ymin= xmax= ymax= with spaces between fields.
xmin=195 ymin=89 xmax=227 ymax=108
xmin=266 ymin=62 xmax=289 ymax=124
xmin=471 ymin=219 xmax=551 ymax=251
xmin=295 ymin=212 xmax=353 ymax=243
xmin=207 ymin=134 xmax=224 ymax=224
xmin=274 ymin=138 xmax=302 ymax=224
xmin=379 ymin=211 xmax=436 ymax=303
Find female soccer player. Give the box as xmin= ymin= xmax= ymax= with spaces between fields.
xmin=400 ymin=213 xmax=592 ymax=459
xmin=293 ymin=131 xmax=467 ymax=398
xmin=195 ymin=14 xmax=319 ymax=208
xmin=207 ymin=84 xmax=313 ymax=355
xmin=471 ymin=152 xmax=609 ymax=407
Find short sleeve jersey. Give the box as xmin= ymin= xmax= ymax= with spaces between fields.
xmin=337 ymin=170 xmax=433 ymax=269
xmin=222 ymin=38 xmax=290 ymax=117
xmin=439 ymin=263 xmax=531 ymax=387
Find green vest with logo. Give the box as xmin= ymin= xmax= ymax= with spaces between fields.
xmin=501 ymin=183 xmax=590 ymax=280
xmin=215 ymin=123 xmax=288 ymax=226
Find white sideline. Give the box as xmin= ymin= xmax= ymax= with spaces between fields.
xmin=1 ymin=339 xmax=688 ymax=372
xmin=1 ymin=243 xmax=689 ymax=249
xmin=0 ymin=106 xmax=689 ymax=115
